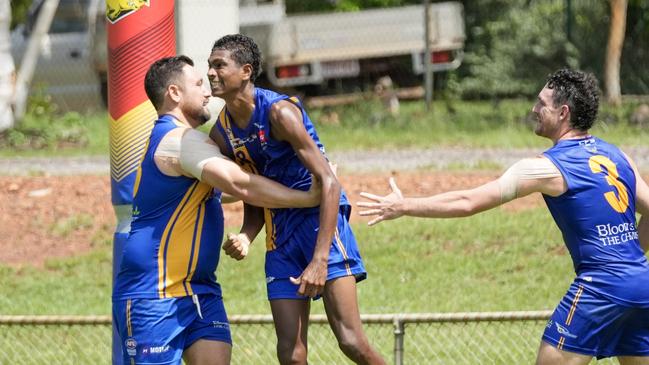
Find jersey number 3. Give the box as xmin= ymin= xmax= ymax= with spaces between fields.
xmin=588 ymin=155 xmax=629 ymax=213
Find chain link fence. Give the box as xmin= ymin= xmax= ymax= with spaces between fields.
xmin=0 ymin=312 xmax=619 ymax=364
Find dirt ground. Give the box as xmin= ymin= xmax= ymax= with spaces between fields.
xmin=0 ymin=171 xmax=545 ymax=267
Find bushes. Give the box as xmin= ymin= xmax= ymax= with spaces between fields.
xmin=0 ymin=88 xmax=89 ymax=150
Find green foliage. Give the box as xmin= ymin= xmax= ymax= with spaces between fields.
xmin=9 ymin=0 xmax=31 ymax=29
xmin=285 ymin=0 xmax=422 ymax=13
xmin=458 ymin=0 xmax=649 ymax=98
xmin=0 ymin=88 xmax=90 ymax=151
xmin=457 ymin=1 xmax=579 ymax=99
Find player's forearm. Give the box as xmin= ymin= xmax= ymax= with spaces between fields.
xmin=400 ymin=190 xmax=483 ymax=218
xmin=312 ymin=177 xmax=341 ymax=261
xmin=240 ymin=204 xmax=265 ymax=241
xmin=202 ymin=163 xmax=315 ymax=208
xmin=243 ymin=174 xmax=316 ymax=208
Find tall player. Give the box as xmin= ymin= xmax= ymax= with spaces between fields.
xmin=207 ymin=35 xmax=386 ymax=365
xmin=112 ymin=55 xmax=322 ymax=365
xmin=359 ymin=69 xmax=649 ymax=365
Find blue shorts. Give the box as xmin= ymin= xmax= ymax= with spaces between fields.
xmin=542 ymin=281 xmax=649 ymax=359
xmin=113 ymin=293 xmax=231 ymax=365
xmin=265 ymin=210 xmax=366 ymax=300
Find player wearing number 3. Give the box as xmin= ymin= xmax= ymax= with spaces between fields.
xmin=359 ymin=69 xmax=649 ymax=365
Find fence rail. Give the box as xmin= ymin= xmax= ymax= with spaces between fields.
xmin=0 ymin=310 xmax=554 ymax=326
xmin=1 ymin=310 xmax=616 ymax=364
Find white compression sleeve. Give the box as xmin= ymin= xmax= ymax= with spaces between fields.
xmin=179 ymin=128 xmax=227 ymax=180
xmin=155 ymin=134 xmax=181 ymax=158
xmin=497 ymin=157 xmax=561 ymax=202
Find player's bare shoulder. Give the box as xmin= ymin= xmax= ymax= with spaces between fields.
xmin=269 ymin=100 xmax=305 ymax=141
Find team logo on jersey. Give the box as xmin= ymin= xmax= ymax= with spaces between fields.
xmin=125 ymin=337 xmax=137 ymax=356
xmin=258 ymin=129 xmax=267 ymax=144
xmin=231 ymin=134 xmax=258 ymax=149
xmin=106 ymin=0 xmax=150 ymax=23
xmin=555 ymin=323 xmax=578 ymax=338
xmin=579 ymin=137 xmax=597 ymax=153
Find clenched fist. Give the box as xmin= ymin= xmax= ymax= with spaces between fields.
xmin=222 ymin=233 xmax=251 ymax=260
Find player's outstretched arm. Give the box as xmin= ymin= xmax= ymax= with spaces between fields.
xmin=358 ymin=177 xmax=503 ymax=226
xmin=358 ymin=157 xmax=565 ymax=226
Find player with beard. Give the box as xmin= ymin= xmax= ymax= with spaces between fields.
xmin=112 ymin=55 xmax=321 ymax=365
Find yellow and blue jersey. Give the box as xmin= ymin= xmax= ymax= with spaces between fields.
xmin=113 ymin=115 xmax=224 ymax=300
xmin=213 ymin=87 xmax=351 ymax=250
xmin=543 ymin=136 xmax=649 ymax=306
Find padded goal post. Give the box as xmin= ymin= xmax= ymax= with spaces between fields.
xmin=105 ymin=1 xmax=175 ymax=363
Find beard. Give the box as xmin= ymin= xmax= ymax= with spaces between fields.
xmin=198 ymin=107 xmax=211 ymax=124
xmin=187 ymin=105 xmax=211 ymax=126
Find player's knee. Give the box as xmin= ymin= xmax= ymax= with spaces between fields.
xmin=338 ymin=334 xmax=372 ymax=361
xmin=276 ymin=340 xmax=307 ymax=365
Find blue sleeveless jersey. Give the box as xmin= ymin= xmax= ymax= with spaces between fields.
xmin=113 ymin=115 xmax=224 ymax=300
xmin=543 ymin=136 xmax=649 ymax=306
xmin=213 ymin=87 xmax=350 ymax=250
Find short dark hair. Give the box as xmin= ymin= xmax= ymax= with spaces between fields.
xmin=144 ymin=55 xmax=194 ymax=110
xmin=211 ymin=34 xmax=262 ymax=82
xmin=546 ymin=69 xmax=600 ymax=131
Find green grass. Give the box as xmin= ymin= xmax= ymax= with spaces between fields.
xmin=0 ymin=207 xmax=571 ymax=315
xmin=1 ymin=99 xmax=647 ymax=157
xmin=313 ymin=98 xmax=649 ymax=150
xmin=0 ymin=207 xmax=622 ymax=364
xmin=0 ymin=113 xmax=109 ymax=157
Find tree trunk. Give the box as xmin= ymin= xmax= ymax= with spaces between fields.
xmin=605 ymin=0 xmax=627 ymax=106
xmin=0 ymin=0 xmax=15 ymax=131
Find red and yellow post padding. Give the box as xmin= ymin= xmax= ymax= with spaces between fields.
xmin=107 ymin=0 xmax=175 ymax=205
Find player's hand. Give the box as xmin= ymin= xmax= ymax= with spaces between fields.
xmin=357 ymin=177 xmax=405 ymax=226
xmin=290 ymin=258 xmax=328 ymax=298
xmin=306 ymin=174 xmax=322 ymax=206
xmin=222 ymin=233 xmax=250 ymax=260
